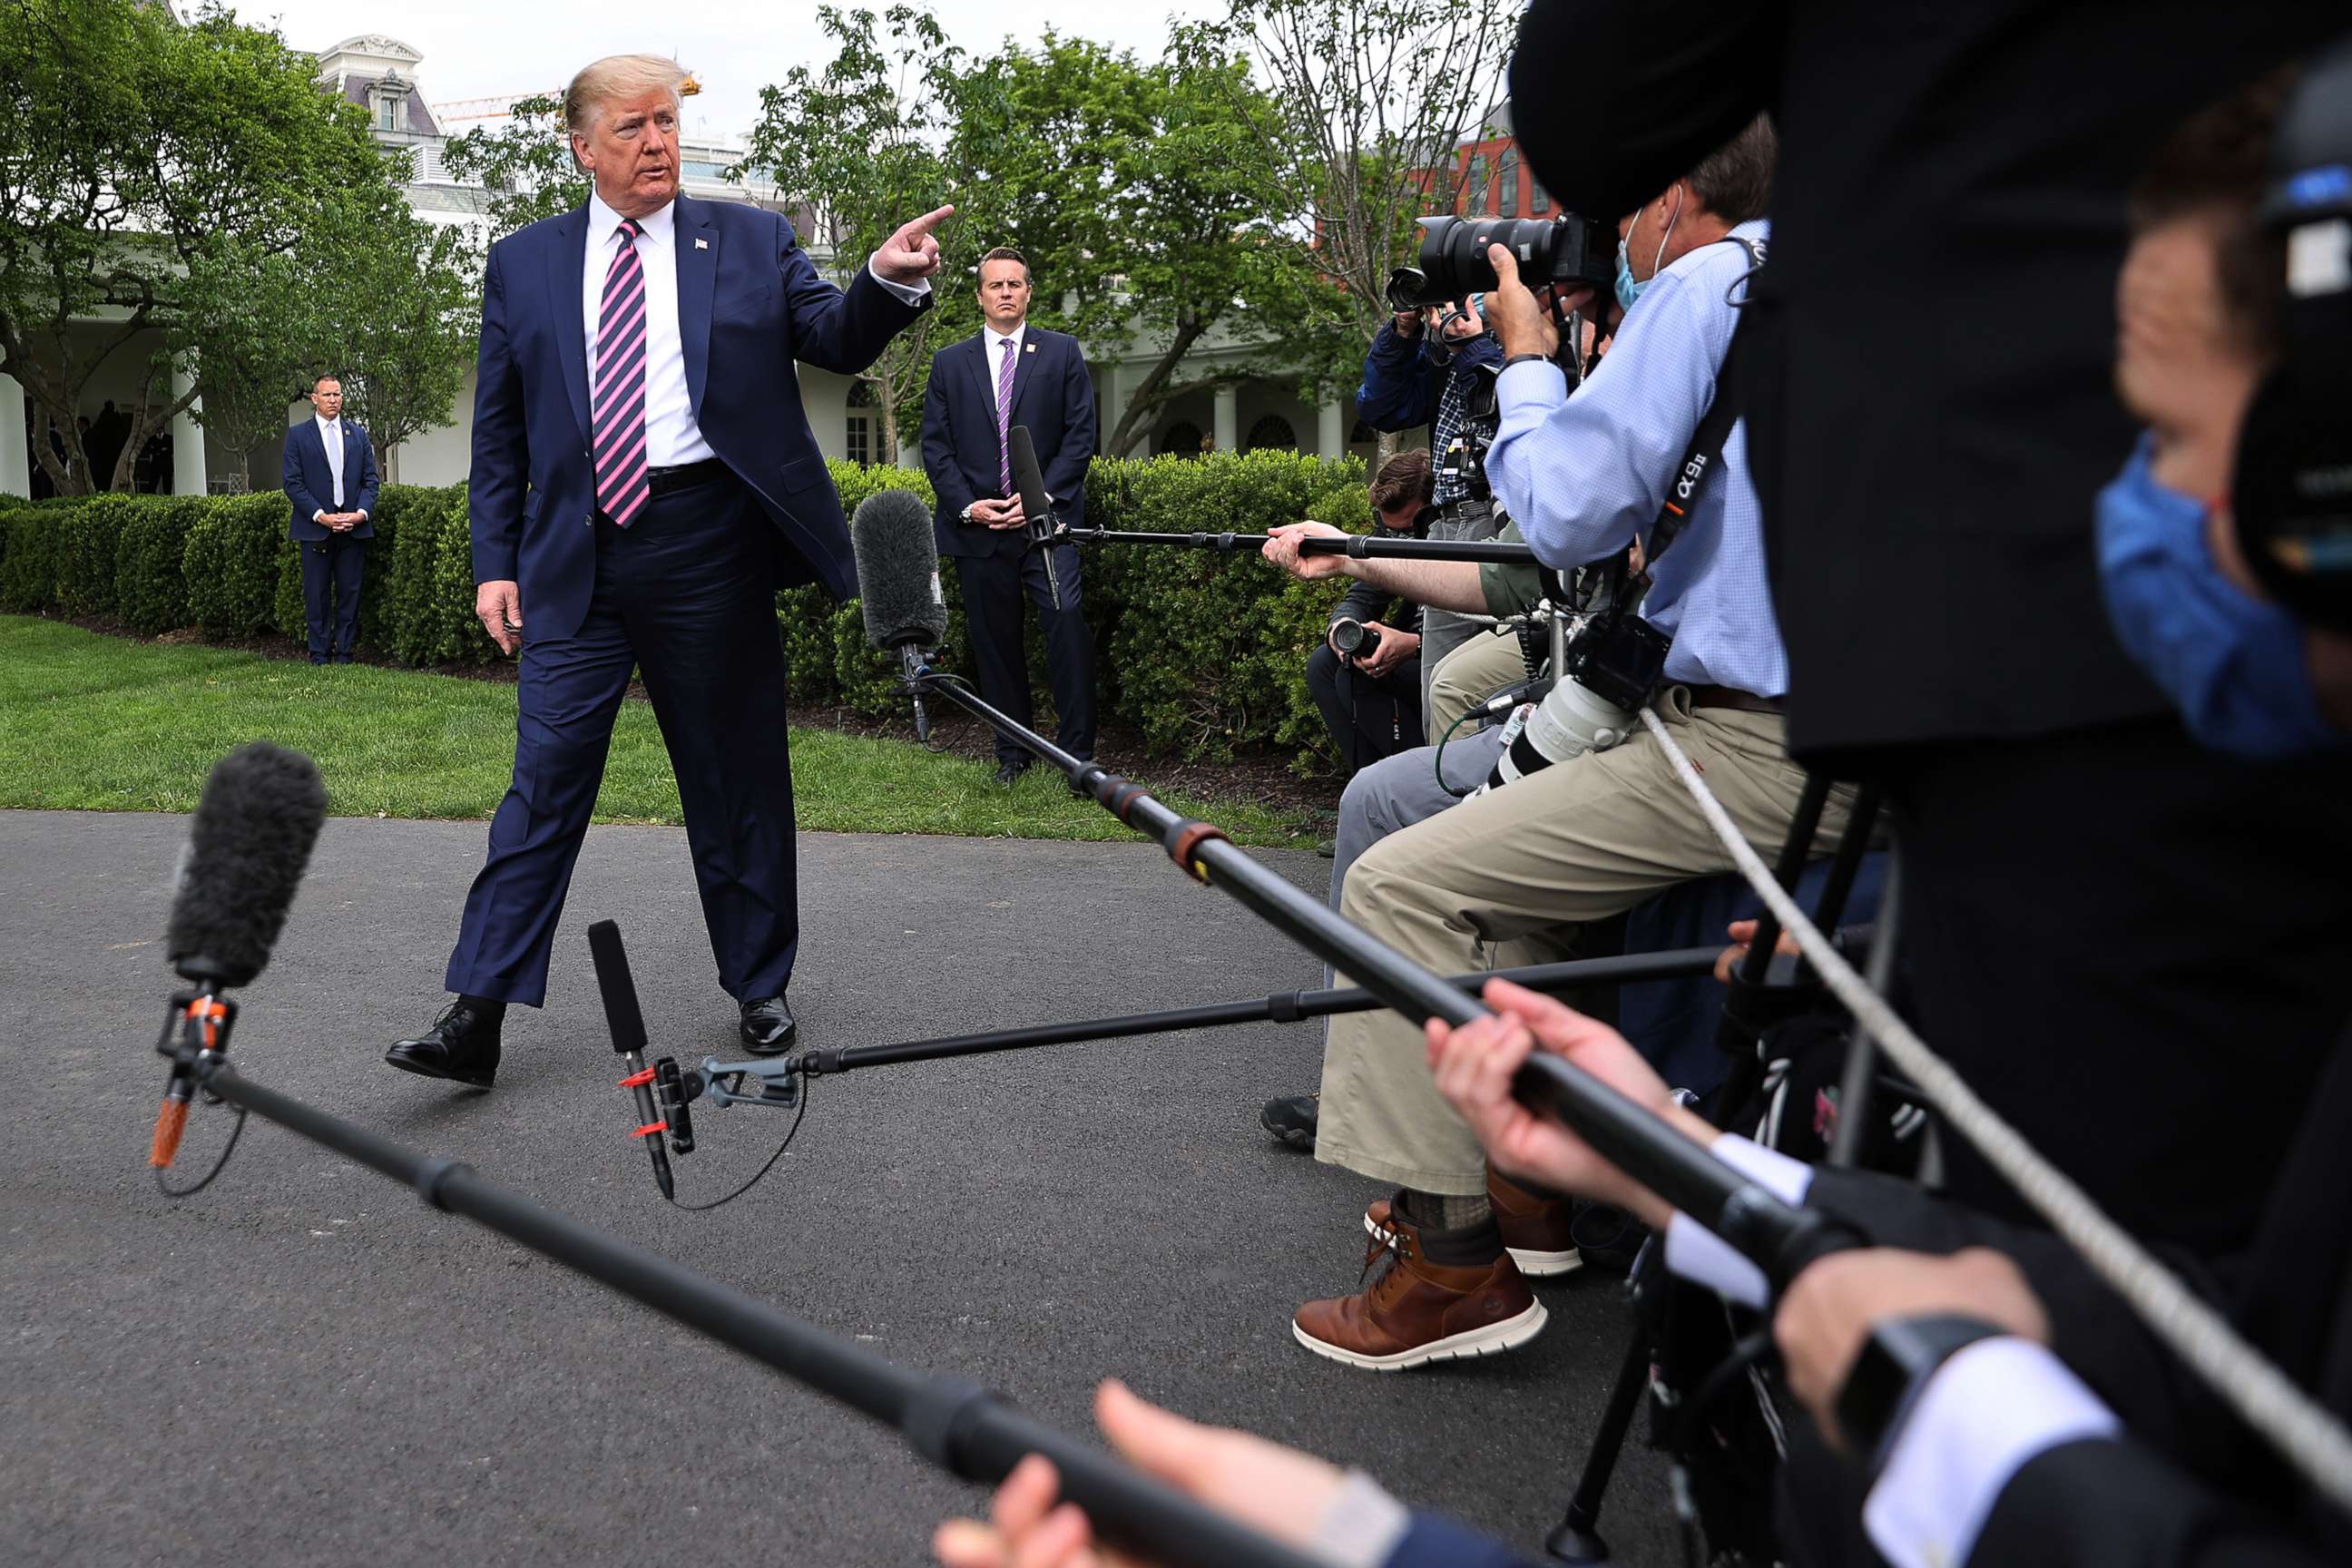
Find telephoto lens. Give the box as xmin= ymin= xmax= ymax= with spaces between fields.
xmin=1405 ymin=214 xmax=1617 ymax=305
xmin=1330 ymin=618 xmax=1385 ymax=661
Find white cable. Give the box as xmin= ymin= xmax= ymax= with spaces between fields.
xmin=1638 ymin=704 xmax=2352 ymax=1516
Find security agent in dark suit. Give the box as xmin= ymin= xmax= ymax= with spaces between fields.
xmin=919 ymin=247 xmax=1098 ymax=784
xmin=280 ymin=374 xmax=379 ymax=665
xmin=385 ymin=52 xmax=942 ymax=1089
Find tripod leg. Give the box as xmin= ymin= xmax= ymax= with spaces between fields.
xmin=1543 ymin=1324 xmax=1650 ymax=1564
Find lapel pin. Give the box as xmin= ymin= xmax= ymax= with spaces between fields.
xmin=694 ymin=238 xmax=709 ymax=250
xmin=1025 ymin=342 xmax=1035 ymax=352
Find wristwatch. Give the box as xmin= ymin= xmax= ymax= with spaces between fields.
xmin=958 ymin=504 xmax=976 ymax=524
xmin=1502 ymin=353 xmax=1554 ymax=371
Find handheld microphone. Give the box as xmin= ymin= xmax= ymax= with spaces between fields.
xmin=153 ymin=742 xmax=327 ymax=1168
xmin=850 ymin=487 xmax=949 ymax=742
xmin=1007 ymin=425 xmax=1064 ymax=610
xmin=587 ymin=919 xmax=674 ymax=1200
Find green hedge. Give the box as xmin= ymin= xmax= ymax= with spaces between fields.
xmin=2 ymin=453 xmax=1372 ymax=769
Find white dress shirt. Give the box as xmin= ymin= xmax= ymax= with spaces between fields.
xmin=312 ymin=415 xmax=363 ymax=520
xmin=985 ymin=319 xmax=1028 ymax=368
xmin=583 ymin=192 xmax=934 ymax=470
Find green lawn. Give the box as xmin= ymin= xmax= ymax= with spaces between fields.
xmin=0 ymin=617 xmax=1317 ymax=846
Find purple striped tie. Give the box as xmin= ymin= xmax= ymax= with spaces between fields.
xmin=995 ymin=336 xmax=1017 ymax=495
xmin=593 ymin=219 xmax=651 ymax=527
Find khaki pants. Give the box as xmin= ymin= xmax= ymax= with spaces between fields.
xmin=1424 ymin=631 xmax=1529 ymax=746
xmin=1317 ymin=689 xmax=1853 ymax=1195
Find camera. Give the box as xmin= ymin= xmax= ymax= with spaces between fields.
xmin=1481 ymin=599 xmax=1671 ymax=793
xmin=1330 ymin=618 xmax=1385 ymax=662
xmin=1391 ymin=215 xmax=1617 ymax=307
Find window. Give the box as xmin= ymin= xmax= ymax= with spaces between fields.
xmin=1465 ymin=153 xmax=1487 ymax=215
xmin=1497 ymin=149 xmax=1518 ymax=217
xmin=1531 ymin=178 xmax=1550 ymax=215
xmin=377 ymin=98 xmax=397 ymax=132
xmin=845 ymin=381 xmax=876 ymax=466
xmin=1159 ymin=420 xmax=1204 ymax=457
xmin=1243 ymin=415 xmax=1297 ymax=454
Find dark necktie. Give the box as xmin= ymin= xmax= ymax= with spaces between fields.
xmin=593 ymin=218 xmax=651 ymax=527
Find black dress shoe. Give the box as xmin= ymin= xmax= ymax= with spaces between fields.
xmin=309 ymin=654 xmax=328 ymax=666
xmin=993 ymin=759 xmax=1031 ymax=787
xmin=740 ymin=995 xmax=797 ymax=1054
xmin=332 ymin=652 xmax=354 ymax=664
xmin=385 ymin=1001 xmax=503 ymax=1089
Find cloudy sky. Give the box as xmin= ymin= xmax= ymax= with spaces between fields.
xmin=231 ymin=0 xmax=1226 ymax=142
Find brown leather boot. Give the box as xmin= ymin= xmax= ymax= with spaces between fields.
xmin=1364 ymin=1169 xmax=1583 ymax=1278
xmin=1294 ymin=1205 xmax=1547 ymax=1371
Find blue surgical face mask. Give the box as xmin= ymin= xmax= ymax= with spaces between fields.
xmin=1613 ymin=235 xmax=1642 ymax=314
xmin=2096 ymin=434 xmax=2341 ymax=759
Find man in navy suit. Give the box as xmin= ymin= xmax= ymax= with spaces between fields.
xmin=280 ymin=374 xmax=379 ymax=665
xmin=386 ymin=52 xmax=945 ymax=1089
xmin=920 ymin=247 xmax=1097 ymax=784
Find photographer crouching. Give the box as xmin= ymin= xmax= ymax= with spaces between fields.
xmin=1305 ymin=453 xmax=1435 ymax=779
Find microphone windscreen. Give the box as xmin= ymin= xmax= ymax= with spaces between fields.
xmin=1009 ymin=426 xmax=1054 ymax=529
xmin=586 ymin=919 xmax=649 ymax=1056
xmin=850 ymin=487 xmax=947 ymax=650
xmin=166 ymin=742 xmax=328 ymax=988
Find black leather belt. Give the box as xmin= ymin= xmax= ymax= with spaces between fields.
xmin=646 ymin=457 xmax=727 ymax=498
xmin=1686 ymin=683 xmax=1785 ymax=717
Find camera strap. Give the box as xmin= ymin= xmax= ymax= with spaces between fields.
xmin=1643 ymin=236 xmax=1761 ymax=571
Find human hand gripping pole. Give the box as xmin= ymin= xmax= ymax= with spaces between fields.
xmin=144 ymin=750 xmax=1319 ymax=1568
xmin=849 ymin=497 xmax=1861 ymax=1298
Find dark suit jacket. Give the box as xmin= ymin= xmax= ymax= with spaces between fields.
xmin=468 ymin=194 xmax=928 ymax=642
xmin=1509 ymin=0 xmax=2344 ymax=765
xmin=282 ymin=420 xmax=379 ymax=542
xmin=1780 ymin=1028 xmax=2352 ymax=1567
xmin=919 ymin=326 xmax=1095 ymax=558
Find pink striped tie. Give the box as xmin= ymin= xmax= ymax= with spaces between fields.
xmin=593 ymin=219 xmax=651 ymax=527
xmin=995 ymin=336 xmax=1017 ymax=495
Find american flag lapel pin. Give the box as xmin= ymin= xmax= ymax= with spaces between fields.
xmin=694 ymin=238 xmax=708 ymax=250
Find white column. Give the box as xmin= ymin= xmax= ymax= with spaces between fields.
xmin=1212 ymin=385 xmax=1238 ymax=456
xmin=0 ymin=371 xmax=28 ymax=497
xmin=1318 ymin=397 xmax=1346 ymax=459
xmin=171 ymin=360 xmax=207 ymax=496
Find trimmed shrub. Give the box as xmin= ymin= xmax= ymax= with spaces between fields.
xmin=183 ymin=492 xmax=288 ymax=638
xmin=116 ymin=497 xmax=203 ymax=634
xmin=0 ymin=504 xmax=61 ymax=613
xmin=1093 ymin=449 xmax=1362 ymax=762
xmin=54 ymin=493 xmax=141 ymax=618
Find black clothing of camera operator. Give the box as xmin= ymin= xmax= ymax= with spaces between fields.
xmin=1306 ymin=452 xmax=1441 ymax=778
xmin=1355 ymin=296 xmax=1504 ymax=698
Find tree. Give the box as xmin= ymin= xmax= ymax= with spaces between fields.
xmin=321 ymin=205 xmax=483 ymax=471
xmin=0 ymin=0 xmax=401 ymax=494
xmin=947 ymin=38 xmax=1347 ymax=456
xmin=1181 ymin=0 xmax=1514 ymax=363
xmin=439 ymin=93 xmax=589 ymax=242
xmin=736 ymin=5 xmax=965 ymax=459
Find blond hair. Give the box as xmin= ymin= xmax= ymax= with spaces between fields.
xmin=564 ymin=54 xmax=690 ymax=158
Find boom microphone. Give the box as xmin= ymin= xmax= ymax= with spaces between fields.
xmin=588 ymin=919 xmax=673 ymax=1200
xmin=1008 ymin=425 xmax=1065 ymax=610
xmin=850 ymin=487 xmax=948 ymax=741
xmin=153 ymin=741 xmax=328 ymax=1168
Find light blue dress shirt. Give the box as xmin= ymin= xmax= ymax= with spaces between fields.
xmin=1488 ymin=219 xmax=1784 ymax=697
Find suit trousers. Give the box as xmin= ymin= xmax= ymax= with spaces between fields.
xmin=299 ymin=534 xmax=366 ymax=660
xmin=446 ymin=473 xmax=800 ymax=1007
xmin=1317 ymin=691 xmax=1854 ymax=1195
xmin=955 ymin=540 xmax=1096 ymax=765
